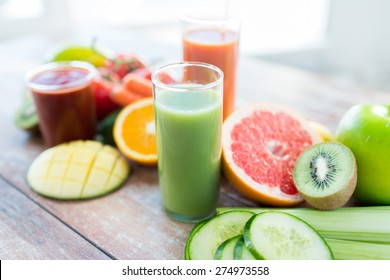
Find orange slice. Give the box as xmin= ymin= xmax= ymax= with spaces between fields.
xmin=113 ymin=97 xmax=157 ymax=166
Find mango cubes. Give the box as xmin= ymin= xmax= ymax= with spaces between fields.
xmin=27 ymin=140 xmax=130 ymax=199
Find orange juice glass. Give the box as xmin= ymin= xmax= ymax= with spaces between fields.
xmin=182 ymin=15 xmax=240 ymax=120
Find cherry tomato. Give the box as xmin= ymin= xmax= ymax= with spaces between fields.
xmin=105 ymin=54 xmax=146 ymax=80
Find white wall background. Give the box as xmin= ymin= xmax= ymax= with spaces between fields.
xmin=2 ymin=0 xmax=390 ymax=90
xmin=0 ymin=0 xmax=329 ymax=55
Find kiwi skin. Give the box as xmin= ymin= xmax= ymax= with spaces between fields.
xmin=293 ymin=142 xmax=357 ymax=210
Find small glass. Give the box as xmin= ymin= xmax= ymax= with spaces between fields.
xmin=182 ymin=13 xmax=240 ymax=120
xmin=152 ymin=62 xmax=224 ymax=222
xmin=27 ymin=61 xmax=97 ymax=147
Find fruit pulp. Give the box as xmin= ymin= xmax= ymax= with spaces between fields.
xmin=27 ymin=140 xmax=130 ymax=199
xmin=222 ymin=104 xmax=320 ymax=206
xmin=230 ymin=110 xmax=312 ymax=195
xmin=154 ymin=88 xmax=222 ymax=221
xmin=183 ymin=29 xmax=238 ymax=120
xmin=29 ymin=66 xmax=96 ymax=147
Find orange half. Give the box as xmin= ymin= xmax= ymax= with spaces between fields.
xmin=114 ymin=97 xmax=157 ymax=166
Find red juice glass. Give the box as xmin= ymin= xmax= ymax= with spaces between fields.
xmin=27 ymin=61 xmax=97 ymax=147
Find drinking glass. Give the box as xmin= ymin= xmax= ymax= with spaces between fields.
xmin=182 ymin=14 xmax=240 ymax=120
xmin=152 ymin=62 xmax=224 ymax=222
xmin=27 ymin=61 xmax=97 ymax=147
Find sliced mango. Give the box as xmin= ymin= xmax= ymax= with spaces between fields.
xmin=27 ymin=140 xmax=130 ymax=199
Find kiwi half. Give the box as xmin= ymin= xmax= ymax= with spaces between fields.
xmin=293 ymin=142 xmax=357 ymax=210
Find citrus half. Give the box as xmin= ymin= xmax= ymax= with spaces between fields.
xmin=114 ymin=97 xmax=157 ymax=166
xmin=222 ymin=103 xmax=321 ymax=206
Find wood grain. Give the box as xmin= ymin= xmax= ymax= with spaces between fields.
xmin=0 ymin=178 xmax=111 ymax=259
xmin=0 ymin=109 xmax=255 ymax=259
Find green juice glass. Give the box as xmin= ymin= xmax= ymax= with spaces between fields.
xmin=152 ymin=62 xmax=224 ymax=222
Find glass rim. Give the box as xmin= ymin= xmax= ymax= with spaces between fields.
xmin=151 ymin=61 xmax=224 ymax=92
xmin=26 ymin=61 xmax=97 ymax=92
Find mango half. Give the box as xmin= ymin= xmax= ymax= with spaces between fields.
xmin=27 ymin=140 xmax=130 ymax=199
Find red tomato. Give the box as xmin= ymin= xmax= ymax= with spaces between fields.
xmin=91 ymin=79 xmax=120 ymax=120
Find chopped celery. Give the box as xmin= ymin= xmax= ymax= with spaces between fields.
xmin=326 ymin=238 xmax=390 ymax=260
xmin=216 ymin=207 xmax=390 ymax=244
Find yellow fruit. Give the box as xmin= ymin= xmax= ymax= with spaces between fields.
xmin=27 ymin=140 xmax=130 ymax=199
xmin=113 ymin=97 xmax=157 ymax=166
xmin=309 ymin=121 xmax=335 ymax=141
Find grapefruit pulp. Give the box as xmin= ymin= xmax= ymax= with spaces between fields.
xmin=222 ymin=103 xmax=321 ymax=206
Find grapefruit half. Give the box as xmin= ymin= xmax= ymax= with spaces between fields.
xmin=222 ymin=103 xmax=321 ymax=206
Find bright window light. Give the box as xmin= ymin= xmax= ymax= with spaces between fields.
xmin=0 ymin=0 xmax=329 ymax=55
xmin=0 ymin=0 xmax=43 ymax=18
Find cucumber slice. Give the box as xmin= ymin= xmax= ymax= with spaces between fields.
xmin=214 ymin=235 xmax=241 ymax=260
xmin=234 ymin=236 xmax=256 ymax=260
xmin=244 ymin=211 xmax=333 ymax=260
xmin=184 ymin=219 xmax=209 ymax=260
xmin=186 ymin=210 xmax=254 ymax=260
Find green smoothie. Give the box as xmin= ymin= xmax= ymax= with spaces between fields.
xmin=154 ymin=87 xmax=222 ymax=221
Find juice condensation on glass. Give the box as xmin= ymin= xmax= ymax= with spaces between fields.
xmin=183 ymin=29 xmax=239 ymax=120
xmin=154 ymin=88 xmax=222 ymax=220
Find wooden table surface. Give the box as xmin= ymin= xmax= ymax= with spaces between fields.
xmin=2 ymin=34 xmax=390 ymax=260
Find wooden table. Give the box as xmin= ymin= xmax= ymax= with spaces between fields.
xmin=2 ymin=35 xmax=390 ymax=260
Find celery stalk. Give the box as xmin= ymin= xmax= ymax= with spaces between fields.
xmin=216 ymin=207 xmax=390 ymax=244
xmin=326 ymin=238 xmax=390 ymax=260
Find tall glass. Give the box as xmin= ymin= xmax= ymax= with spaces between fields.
xmin=182 ymin=14 xmax=240 ymax=120
xmin=152 ymin=62 xmax=223 ymax=222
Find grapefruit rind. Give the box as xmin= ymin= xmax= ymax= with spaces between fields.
xmin=222 ymin=103 xmax=321 ymax=207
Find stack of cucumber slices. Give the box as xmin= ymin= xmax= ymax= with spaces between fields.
xmin=185 ymin=207 xmax=390 ymax=260
xmin=185 ymin=210 xmax=333 ymax=260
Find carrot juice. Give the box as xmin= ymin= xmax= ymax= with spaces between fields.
xmin=183 ymin=28 xmax=239 ymax=120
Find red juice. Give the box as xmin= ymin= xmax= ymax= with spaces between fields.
xmin=28 ymin=62 xmax=97 ymax=147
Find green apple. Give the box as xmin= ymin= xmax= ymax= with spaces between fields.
xmin=48 ymin=46 xmax=107 ymax=67
xmin=335 ymin=104 xmax=390 ymax=205
xmin=44 ymin=41 xmax=115 ymax=68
